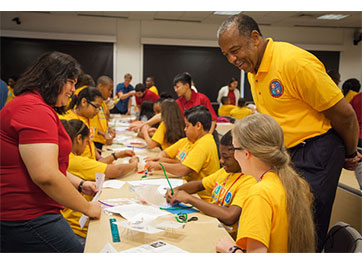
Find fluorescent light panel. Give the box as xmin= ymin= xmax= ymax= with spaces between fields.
xmin=317 ymin=14 xmax=350 ymax=20
xmin=214 ymin=11 xmax=241 ymax=16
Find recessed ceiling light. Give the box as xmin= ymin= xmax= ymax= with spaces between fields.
xmin=317 ymin=14 xmax=350 ymax=20
xmin=213 ymin=11 xmax=241 ymax=16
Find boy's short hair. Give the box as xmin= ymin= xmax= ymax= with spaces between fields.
xmin=237 ymin=97 xmax=247 ymax=107
xmin=97 ymin=75 xmax=113 ymax=86
xmin=135 ymin=83 xmax=146 ymax=92
xmin=173 ymin=72 xmax=192 ymax=88
xmin=221 ymin=96 xmax=229 ymax=105
xmin=185 ymin=105 xmax=212 ymax=132
xmin=124 ymin=73 xmax=132 ymax=79
xmin=220 ymin=130 xmax=233 ymax=146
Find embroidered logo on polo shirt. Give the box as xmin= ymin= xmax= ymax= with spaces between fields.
xmin=269 ymin=79 xmax=284 ymax=98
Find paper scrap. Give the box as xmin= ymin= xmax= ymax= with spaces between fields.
xmin=121 ymin=240 xmax=188 ymax=253
xmin=103 ymin=180 xmax=125 ymax=189
xmin=100 ymin=242 xmax=118 ymax=253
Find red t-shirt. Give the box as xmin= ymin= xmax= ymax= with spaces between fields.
xmin=135 ymin=89 xmax=160 ymax=106
xmin=227 ymin=90 xmax=236 ymax=105
xmin=350 ymin=93 xmax=361 ymax=139
xmin=176 ymin=90 xmax=217 ymax=121
xmin=0 ymin=91 xmax=72 ymax=221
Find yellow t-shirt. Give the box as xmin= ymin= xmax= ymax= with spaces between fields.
xmin=151 ymin=121 xmax=172 ymax=150
xmin=218 ymin=105 xmax=235 ymax=117
xmin=236 ymin=171 xmax=288 ymax=252
xmin=230 ymin=106 xmax=253 ymax=120
xmin=248 ymin=38 xmax=343 ymax=148
xmin=60 ymin=110 xmax=97 ymax=159
xmin=5 ymin=86 xmax=15 ymax=105
xmin=149 ymin=85 xmax=159 ymax=96
xmin=202 ymin=168 xmax=256 ymax=238
xmin=90 ymin=101 xmax=108 ymax=145
xmin=345 ymin=90 xmax=358 ymax=103
xmin=61 ymin=153 xmax=107 ymax=238
xmin=165 ymin=133 xmax=219 ymax=201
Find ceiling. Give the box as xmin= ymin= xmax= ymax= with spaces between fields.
xmin=43 ymin=11 xmax=362 ymax=29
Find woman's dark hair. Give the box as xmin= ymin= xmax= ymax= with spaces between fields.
xmin=184 ymin=105 xmax=212 ymax=131
xmin=342 ymin=78 xmax=361 ymax=96
xmin=139 ymin=100 xmax=155 ymax=121
xmin=237 ymin=97 xmax=247 ymax=107
xmin=67 ymin=86 xmax=102 ymax=111
xmin=161 ymin=99 xmax=186 ymax=144
xmin=61 ymin=119 xmax=89 ymax=142
xmin=173 ymin=72 xmax=192 ymax=88
xmin=14 ymin=51 xmax=82 ymax=112
xmin=228 ymin=77 xmax=238 ymax=87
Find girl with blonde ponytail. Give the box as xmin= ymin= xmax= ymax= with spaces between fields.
xmin=216 ymin=114 xmax=315 ymax=253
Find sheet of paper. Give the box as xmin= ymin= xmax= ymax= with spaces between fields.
xmin=104 ymin=203 xmax=169 ymax=221
xmin=100 ymin=242 xmax=118 ymax=253
xmin=79 ymin=173 xmax=105 ymax=229
xmin=103 ymin=180 xmax=125 ymax=189
xmin=116 ymin=218 xmax=164 ymax=234
xmin=121 ymin=240 xmax=188 ymax=253
xmin=127 ymin=179 xmax=184 ymax=195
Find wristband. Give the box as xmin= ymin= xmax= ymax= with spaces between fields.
xmin=228 ymin=245 xmax=244 ymax=253
xmin=78 ymin=180 xmax=84 ymax=193
xmin=112 ymin=153 xmax=118 ymax=160
xmin=345 ymin=151 xmax=357 ymax=159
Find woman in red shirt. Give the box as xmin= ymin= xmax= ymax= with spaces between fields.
xmin=0 ymin=51 xmax=101 ymax=252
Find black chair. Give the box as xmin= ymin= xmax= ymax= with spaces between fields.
xmin=323 ymin=221 xmax=362 ymax=252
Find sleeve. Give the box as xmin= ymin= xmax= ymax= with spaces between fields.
xmin=217 ymin=87 xmax=224 ymax=104
xmin=68 ymin=155 xmax=107 ymax=181
xmin=152 ymin=122 xmax=166 ymax=146
xmin=182 ymin=139 xmax=209 ymax=173
xmin=290 ymin=58 xmax=343 ymax=112
xmin=202 ymin=169 xmax=222 ymax=192
xmin=236 ymin=194 xmax=272 ymax=249
xmin=164 ymin=138 xmax=184 ymax=159
xmin=12 ymin=104 xmax=59 ymax=145
xmin=201 ymin=95 xmax=217 ymax=121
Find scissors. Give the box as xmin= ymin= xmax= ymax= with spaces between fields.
xmin=176 ymin=213 xmax=198 ymax=223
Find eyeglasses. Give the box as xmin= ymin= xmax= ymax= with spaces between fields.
xmin=228 ymin=146 xmax=243 ymax=151
xmin=87 ymin=101 xmax=101 ymax=110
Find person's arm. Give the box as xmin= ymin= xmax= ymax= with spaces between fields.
xmin=147 ymin=161 xmax=192 ymax=177
xmin=66 ymin=172 xmax=98 ymax=197
xmin=216 ymin=236 xmax=267 ymax=253
xmin=166 ymin=181 xmax=241 ymax=226
xmin=118 ymin=90 xmax=135 ymax=100
xmin=140 ymin=124 xmax=159 ymax=149
xmin=19 ymin=143 xmax=100 ymax=218
xmin=98 ymin=150 xmax=135 ymax=164
xmin=104 ymin=156 xmax=139 ymax=179
xmin=322 ymin=98 xmax=361 ymax=170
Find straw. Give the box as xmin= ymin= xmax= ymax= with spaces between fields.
xmin=159 ymin=163 xmax=174 ymax=195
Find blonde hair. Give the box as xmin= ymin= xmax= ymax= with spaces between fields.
xmin=232 ymin=114 xmax=315 ymax=252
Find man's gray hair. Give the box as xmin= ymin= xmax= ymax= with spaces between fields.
xmin=217 ymin=14 xmax=262 ymax=39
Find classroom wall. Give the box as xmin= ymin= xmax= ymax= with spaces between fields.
xmin=1 ymin=11 xmax=361 ymax=92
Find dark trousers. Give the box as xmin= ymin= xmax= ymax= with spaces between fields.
xmin=110 ymin=107 xmax=127 ymax=114
xmin=288 ymin=129 xmax=345 ymax=252
xmin=0 ymin=213 xmax=83 ymax=253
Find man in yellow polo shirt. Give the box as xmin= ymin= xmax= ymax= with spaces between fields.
xmin=217 ymin=13 xmax=360 ymax=252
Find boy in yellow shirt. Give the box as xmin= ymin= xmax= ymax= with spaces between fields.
xmin=230 ymin=98 xmax=253 ymax=120
xmin=218 ymin=96 xmax=235 ymax=117
xmin=166 ymin=130 xmax=256 ymax=239
xmin=146 ymin=105 xmax=219 ymax=201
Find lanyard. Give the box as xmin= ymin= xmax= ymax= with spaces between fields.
xmin=258 ymin=169 xmax=272 ymax=182
xmin=216 ymin=173 xmax=243 ymax=206
xmin=74 ymin=111 xmax=93 ymax=158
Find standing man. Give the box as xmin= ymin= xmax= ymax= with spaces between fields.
xmin=145 ymin=76 xmax=159 ymax=96
xmin=217 ymin=14 xmax=360 ymax=252
xmin=111 ymin=73 xmax=135 ymax=114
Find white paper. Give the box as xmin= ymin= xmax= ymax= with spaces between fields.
xmin=103 ymin=180 xmax=125 ymax=189
xmin=116 ymin=218 xmax=164 ymax=234
xmin=127 ymin=179 xmax=184 ymax=195
xmin=121 ymin=240 xmax=188 ymax=253
xmin=100 ymin=242 xmax=118 ymax=253
xmin=104 ymin=203 xmax=169 ymax=221
xmin=79 ymin=173 xmax=105 ymax=229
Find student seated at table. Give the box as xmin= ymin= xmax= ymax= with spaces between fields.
xmin=230 ymin=98 xmax=253 ymax=120
xmin=134 ymin=83 xmax=160 ymax=112
xmin=218 ymin=96 xmax=235 ymax=117
xmin=146 ymin=105 xmax=219 ymax=201
xmin=60 ymin=119 xmax=139 ymax=247
xmin=216 ymin=114 xmax=315 ymax=253
xmin=165 ymin=130 xmax=256 ymax=239
xmin=140 ymin=98 xmax=185 ymax=150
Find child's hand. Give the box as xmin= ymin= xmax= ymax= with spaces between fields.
xmin=146 ymin=161 xmax=161 ymax=171
xmin=144 ymin=156 xmax=160 ymax=162
xmin=81 ymin=181 xmax=99 ymax=197
xmin=168 ymin=190 xmax=189 ymax=206
xmin=140 ymin=124 xmax=150 ymax=134
xmin=129 ymin=156 xmax=139 ymax=164
xmin=119 ymin=150 xmax=135 ymax=158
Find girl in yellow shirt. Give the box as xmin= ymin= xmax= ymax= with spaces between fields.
xmin=342 ymin=78 xmax=361 ymax=103
xmin=216 ymin=114 xmax=315 ymax=253
xmin=140 ymin=99 xmax=185 ymax=150
xmin=230 ymin=98 xmax=253 ymax=120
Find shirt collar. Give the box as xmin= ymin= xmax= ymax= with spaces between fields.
xmin=256 ymin=38 xmax=274 ymax=74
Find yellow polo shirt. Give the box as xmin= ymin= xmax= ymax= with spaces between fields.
xmin=236 ymin=171 xmax=288 ymax=252
xmin=248 ymin=38 xmax=343 ymax=148
xmin=149 ymin=85 xmax=159 ymax=96
xmin=151 ymin=121 xmax=172 ymax=150
xmin=60 ymin=110 xmax=97 ymax=160
xmin=230 ymin=106 xmax=253 ymax=120
xmin=345 ymin=90 xmax=358 ymax=103
xmin=5 ymin=86 xmax=15 ymax=105
xmin=165 ymin=133 xmax=219 ymax=201
xmin=61 ymin=153 xmax=107 ymax=238
xmin=202 ymin=168 xmax=256 ymax=239
xmin=218 ymin=105 xmax=235 ymax=117
xmin=90 ymin=101 xmax=108 ymax=145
